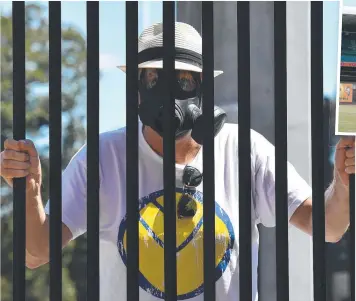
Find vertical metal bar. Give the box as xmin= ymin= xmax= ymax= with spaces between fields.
xmin=12 ymin=2 xmax=26 ymax=300
xmin=202 ymin=2 xmax=215 ymax=301
xmin=274 ymin=2 xmax=289 ymax=301
xmin=87 ymin=2 xmax=100 ymax=300
xmin=310 ymin=3 xmax=326 ymax=301
xmin=163 ymin=2 xmax=177 ymax=300
xmin=49 ymin=2 xmax=62 ymax=301
xmin=350 ymin=174 xmax=355 ymax=301
xmin=126 ymin=2 xmax=139 ymax=301
xmin=237 ymin=2 xmax=252 ymax=301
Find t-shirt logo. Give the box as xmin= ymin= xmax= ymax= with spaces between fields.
xmin=117 ymin=188 xmax=235 ymax=300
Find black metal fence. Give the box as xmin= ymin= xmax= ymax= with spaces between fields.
xmin=10 ymin=1 xmax=355 ymax=301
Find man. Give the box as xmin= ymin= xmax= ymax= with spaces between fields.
xmin=1 ymin=22 xmax=355 ymax=301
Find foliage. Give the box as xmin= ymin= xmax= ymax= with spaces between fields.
xmin=1 ymin=3 xmax=89 ymax=300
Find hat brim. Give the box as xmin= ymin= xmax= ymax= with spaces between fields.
xmin=117 ymin=60 xmax=223 ymax=77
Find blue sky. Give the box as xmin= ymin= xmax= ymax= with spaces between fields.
xmin=0 ymin=1 xmax=350 ymax=134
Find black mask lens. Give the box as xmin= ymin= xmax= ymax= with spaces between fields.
xmin=177 ymin=70 xmax=198 ymax=92
xmin=140 ymin=68 xmax=159 ymax=90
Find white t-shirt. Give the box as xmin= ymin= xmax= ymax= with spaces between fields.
xmin=44 ymin=122 xmax=311 ymax=301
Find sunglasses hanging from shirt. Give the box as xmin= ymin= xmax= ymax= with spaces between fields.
xmin=177 ymin=165 xmax=203 ymax=219
xmin=138 ymin=66 xmax=227 ymax=145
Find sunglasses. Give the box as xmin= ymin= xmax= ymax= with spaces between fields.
xmin=177 ymin=165 xmax=203 ymax=219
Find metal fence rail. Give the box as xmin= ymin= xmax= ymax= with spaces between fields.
xmin=162 ymin=2 xmax=177 ymax=299
xmin=236 ymin=3 xmax=252 ymax=301
xmin=9 ymin=1 xmax=356 ymax=301
xmin=311 ymin=3 xmax=327 ymax=301
xmin=48 ymin=2 xmax=62 ymax=300
xmin=86 ymin=2 xmax=100 ymax=300
xmin=201 ymin=3 xmax=215 ymax=301
xmin=274 ymin=3 xmax=289 ymax=300
xmin=12 ymin=3 xmax=26 ymax=301
xmin=126 ymin=2 xmax=139 ymax=301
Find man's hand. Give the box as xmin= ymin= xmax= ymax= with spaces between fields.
xmin=0 ymin=138 xmax=73 ymax=268
xmin=0 ymin=138 xmax=42 ymax=194
xmin=291 ymin=137 xmax=355 ymax=242
xmin=334 ymin=137 xmax=355 ymax=187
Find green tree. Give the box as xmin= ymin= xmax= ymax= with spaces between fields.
xmin=1 ymin=3 xmax=89 ymax=300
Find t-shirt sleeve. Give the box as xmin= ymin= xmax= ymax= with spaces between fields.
xmin=252 ymin=131 xmax=312 ymax=227
xmin=44 ymin=145 xmax=87 ymax=239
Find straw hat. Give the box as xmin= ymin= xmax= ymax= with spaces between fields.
xmin=118 ymin=22 xmax=223 ymax=77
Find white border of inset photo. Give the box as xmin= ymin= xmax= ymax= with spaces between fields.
xmin=335 ymin=0 xmax=356 ymax=136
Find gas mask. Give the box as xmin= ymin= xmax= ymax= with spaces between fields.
xmin=138 ymin=68 xmax=227 ymax=145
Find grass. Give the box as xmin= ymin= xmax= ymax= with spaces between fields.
xmin=338 ymin=104 xmax=356 ymax=133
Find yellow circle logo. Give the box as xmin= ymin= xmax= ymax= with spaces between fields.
xmin=117 ymin=188 xmax=235 ymax=300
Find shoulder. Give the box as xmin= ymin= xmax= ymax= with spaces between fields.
xmin=69 ymin=127 xmax=127 ymax=166
xmin=99 ymin=127 xmax=127 ymax=151
xmin=216 ymin=123 xmax=273 ymax=152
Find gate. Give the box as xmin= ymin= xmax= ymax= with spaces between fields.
xmin=9 ymin=1 xmax=355 ymax=301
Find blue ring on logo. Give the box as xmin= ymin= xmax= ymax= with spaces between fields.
xmin=117 ymin=188 xmax=235 ymax=300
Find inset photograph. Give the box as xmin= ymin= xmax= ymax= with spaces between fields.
xmin=336 ymin=3 xmax=356 ymax=135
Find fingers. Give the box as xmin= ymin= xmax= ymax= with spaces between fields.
xmin=2 ymin=149 xmax=30 ymax=162
xmin=4 ymin=139 xmax=38 ymax=157
xmin=4 ymin=138 xmax=22 ymax=151
xmin=2 ymin=159 xmax=30 ymax=170
xmin=1 ymin=167 xmax=29 ymax=179
xmin=19 ymin=139 xmax=39 ymax=157
xmin=345 ymin=145 xmax=355 ymax=175
xmin=1 ymin=139 xmax=40 ymax=182
xmin=3 ymin=139 xmax=39 ymax=167
xmin=345 ymin=166 xmax=355 ymax=174
xmin=336 ymin=136 xmax=355 ymax=149
xmin=335 ymin=138 xmax=355 ymax=173
xmin=0 ymin=152 xmax=31 ymax=179
xmin=345 ymin=152 xmax=355 ymax=175
xmin=346 ymin=147 xmax=355 ymax=158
